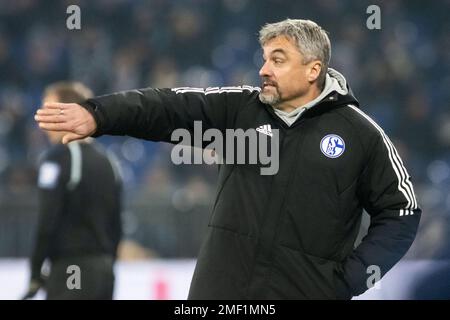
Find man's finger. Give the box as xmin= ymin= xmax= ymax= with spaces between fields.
xmin=35 ymin=114 xmax=66 ymax=123
xmin=38 ymin=122 xmax=70 ymax=131
xmin=36 ymin=108 xmax=62 ymax=116
xmin=42 ymin=102 xmax=70 ymax=109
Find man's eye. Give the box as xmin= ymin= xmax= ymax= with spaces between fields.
xmin=274 ymin=59 xmax=283 ymax=64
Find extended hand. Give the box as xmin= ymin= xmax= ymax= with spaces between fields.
xmin=35 ymin=102 xmax=97 ymax=144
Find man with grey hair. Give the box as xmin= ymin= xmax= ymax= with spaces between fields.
xmin=35 ymin=19 xmax=421 ymax=299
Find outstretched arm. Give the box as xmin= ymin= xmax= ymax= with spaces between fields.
xmin=35 ymin=86 xmax=260 ymax=144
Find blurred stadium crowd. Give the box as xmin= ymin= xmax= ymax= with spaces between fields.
xmin=0 ymin=0 xmax=449 ymax=261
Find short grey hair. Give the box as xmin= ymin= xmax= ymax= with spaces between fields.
xmin=44 ymin=81 xmax=93 ymax=103
xmin=259 ymin=19 xmax=331 ymax=86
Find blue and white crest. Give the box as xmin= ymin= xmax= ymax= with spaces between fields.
xmin=320 ymin=134 xmax=345 ymax=158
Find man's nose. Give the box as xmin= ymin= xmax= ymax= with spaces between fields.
xmin=259 ymin=61 xmax=271 ymax=77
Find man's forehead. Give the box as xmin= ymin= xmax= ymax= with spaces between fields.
xmin=262 ymin=35 xmax=298 ymax=55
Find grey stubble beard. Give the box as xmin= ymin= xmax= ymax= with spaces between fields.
xmin=258 ymin=89 xmax=281 ymax=106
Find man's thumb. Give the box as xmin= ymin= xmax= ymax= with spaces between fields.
xmin=62 ymin=133 xmax=82 ymax=144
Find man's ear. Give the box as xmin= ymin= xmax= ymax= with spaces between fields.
xmin=307 ymin=60 xmax=322 ymax=83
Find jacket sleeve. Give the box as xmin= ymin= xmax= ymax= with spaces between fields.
xmin=30 ymin=148 xmax=69 ymax=281
xmin=338 ymin=132 xmax=422 ymax=298
xmin=81 ymin=86 xmax=260 ymax=142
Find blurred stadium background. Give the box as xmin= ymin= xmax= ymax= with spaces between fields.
xmin=0 ymin=0 xmax=449 ymax=299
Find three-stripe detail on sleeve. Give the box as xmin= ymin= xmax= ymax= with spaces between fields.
xmin=347 ymin=104 xmax=418 ymax=215
xmin=171 ymin=85 xmax=261 ymax=95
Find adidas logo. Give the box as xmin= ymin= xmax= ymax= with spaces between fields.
xmin=256 ymin=124 xmax=273 ymax=137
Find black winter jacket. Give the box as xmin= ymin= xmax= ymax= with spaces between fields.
xmin=82 ymin=75 xmax=421 ymax=299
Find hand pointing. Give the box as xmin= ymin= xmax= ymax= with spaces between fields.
xmin=35 ymin=102 xmax=97 ymax=144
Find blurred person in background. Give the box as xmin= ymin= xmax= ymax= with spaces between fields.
xmin=23 ymin=82 xmax=123 ymax=300
xmin=35 ymin=19 xmax=422 ymax=300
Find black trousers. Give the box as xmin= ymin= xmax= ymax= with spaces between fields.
xmin=46 ymin=255 xmax=115 ymax=300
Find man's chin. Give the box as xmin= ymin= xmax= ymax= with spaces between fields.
xmin=259 ymin=92 xmax=280 ymax=105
